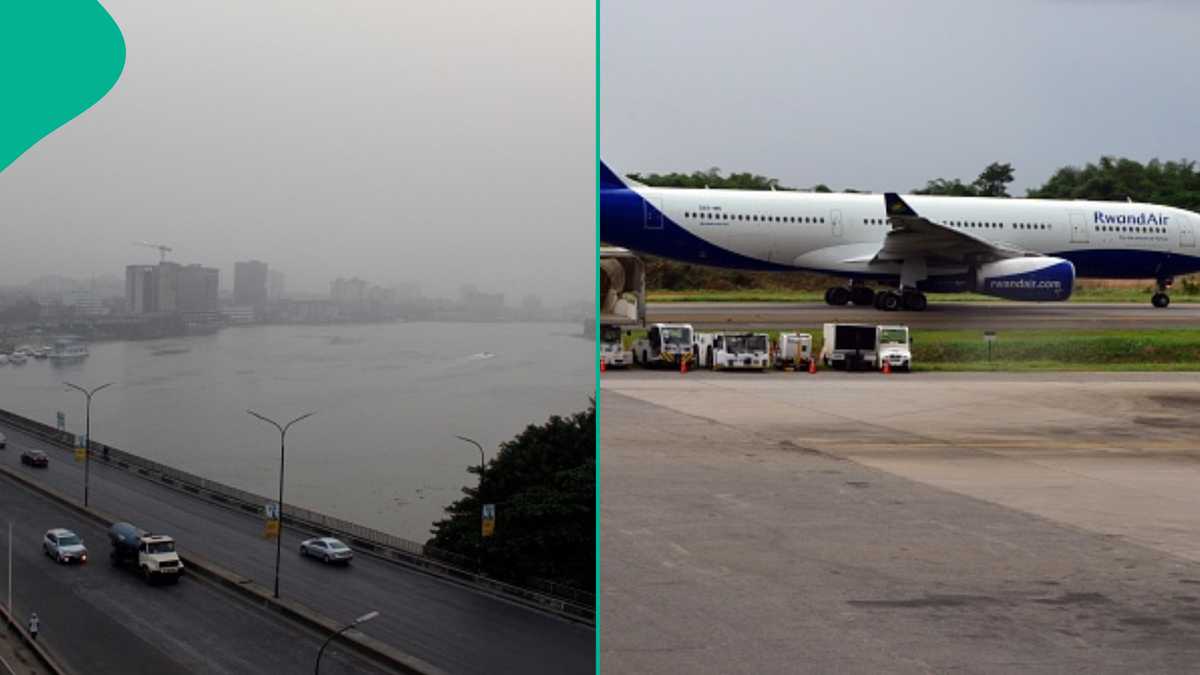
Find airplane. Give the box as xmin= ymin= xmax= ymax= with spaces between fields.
xmin=599 ymin=160 xmax=1200 ymax=310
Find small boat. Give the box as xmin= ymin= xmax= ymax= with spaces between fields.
xmin=48 ymin=338 xmax=89 ymax=360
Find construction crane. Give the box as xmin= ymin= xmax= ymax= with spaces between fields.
xmin=134 ymin=241 xmax=173 ymax=262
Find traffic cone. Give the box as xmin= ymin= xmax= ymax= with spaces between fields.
xmin=882 ymin=361 xmax=891 ymax=375
xmin=680 ymin=358 xmax=688 ymax=375
xmin=600 ymin=358 xmax=606 ymax=373
xmin=808 ymin=359 xmax=817 ymax=374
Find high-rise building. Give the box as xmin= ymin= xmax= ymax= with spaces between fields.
xmin=125 ymin=265 xmax=157 ymax=314
xmin=177 ymin=264 xmax=220 ymax=312
xmin=234 ymin=260 xmax=269 ymax=308
xmin=268 ymin=269 xmax=286 ymax=302
xmin=155 ymin=262 xmax=180 ymax=313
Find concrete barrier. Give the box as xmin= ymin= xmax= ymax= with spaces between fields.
xmin=0 ymin=601 xmax=65 ymax=675
xmin=0 ymin=407 xmax=594 ymax=623
xmin=0 ymin=465 xmax=441 ymax=675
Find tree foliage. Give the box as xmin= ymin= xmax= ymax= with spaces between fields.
xmin=627 ymin=167 xmax=791 ymax=191
xmin=1027 ymin=156 xmax=1200 ymax=210
xmin=913 ymin=162 xmax=1015 ymax=197
xmin=428 ymin=402 xmax=594 ymax=591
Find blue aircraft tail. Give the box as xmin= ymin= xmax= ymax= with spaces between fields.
xmin=600 ymin=161 xmax=627 ymax=191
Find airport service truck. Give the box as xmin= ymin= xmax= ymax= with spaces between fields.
xmin=820 ymin=323 xmax=912 ymax=372
xmin=632 ymin=323 xmax=694 ymax=368
xmin=693 ymin=332 xmax=771 ymax=371
xmin=109 ymin=522 xmax=184 ymax=584
xmin=600 ymin=247 xmax=645 ymax=369
xmin=600 ymin=324 xmax=632 ymax=368
xmin=774 ymin=332 xmax=813 ymax=370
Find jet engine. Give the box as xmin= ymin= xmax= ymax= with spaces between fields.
xmin=975 ymin=257 xmax=1075 ymax=301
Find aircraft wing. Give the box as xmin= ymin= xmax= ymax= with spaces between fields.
xmin=874 ymin=193 xmax=1028 ymax=265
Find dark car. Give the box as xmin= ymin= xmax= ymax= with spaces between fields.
xmin=21 ymin=449 xmax=48 ymax=467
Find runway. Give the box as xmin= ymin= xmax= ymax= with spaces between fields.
xmin=601 ymin=371 xmax=1200 ymax=674
xmin=647 ymin=300 xmax=1200 ymax=329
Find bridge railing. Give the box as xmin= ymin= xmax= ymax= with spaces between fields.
xmin=0 ymin=407 xmax=594 ymax=621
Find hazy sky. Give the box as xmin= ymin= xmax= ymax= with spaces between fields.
xmin=1 ymin=0 xmax=593 ymax=302
xmin=602 ymin=0 xmax=1200 ymax=194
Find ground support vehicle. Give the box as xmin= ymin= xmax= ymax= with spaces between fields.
xmin=820 ymin=323 xmax=911 ymax=371
xmin=774 ymin=333 xmax=813 ymax=370
xmin=693 ymin=332 xmax=771 ymax=371
xmin=600 ymin=324 xmax=632 ymax=368
xmin=632 ymin=323 xmax=694 ymax=368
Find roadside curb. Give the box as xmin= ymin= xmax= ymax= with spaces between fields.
xmin=0 ymin=465 xmax=443 ymax=675
xmin=0 ymin=601 xmax=64 ymax=675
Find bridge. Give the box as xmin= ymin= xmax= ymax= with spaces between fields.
xmin=0 ymin=409 xmax=593 ymax=674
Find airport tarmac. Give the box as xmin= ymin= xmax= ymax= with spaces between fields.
xmin=601 ymin=370 xmax=1200 ymax=674
xmin=647 ymin=300 xmax=1200 ymax=329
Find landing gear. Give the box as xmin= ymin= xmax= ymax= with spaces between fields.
xmin=1152 ymin=278 xmax=1172 ymax=308
xmin=901 ymin=290 xmax=927 ymax=312
xmin=824 ymin=287 xmax=850 ymax=306
xmin=874 ymin=291 xmax=901 ymax=311
xmin=850 ymin=286 xmax=876 ymax=306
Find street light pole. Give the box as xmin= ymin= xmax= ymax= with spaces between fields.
xmin=454 ymin=435 xmax=486 ymax=487
xmin=247 ymin=409 xmax=315 ymax=600
xmin=64 ymin=382 xmax=114 ymax=507
xmin=315 ymin=610 xmax=379 ymax=674
xmin=454 ymin=435 xmax=487 ymax=572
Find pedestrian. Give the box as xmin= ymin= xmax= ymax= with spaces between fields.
xmin=28 ymin=612 xmax=39 ymax=641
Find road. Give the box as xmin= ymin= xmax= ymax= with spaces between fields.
xmin=0 ymin=472 xmax=383 ymax=675
xmin=647 ymin=300 xmax=1200 ymax=329
xmin=601 ymin=371 xmax=1200 ymax=674
xmin=0 ymin=422 xmax=593 ymax=675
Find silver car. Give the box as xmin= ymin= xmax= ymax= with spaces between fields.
xmin=44 ymin=528 xmax=88 ymax=564
xmin=299 ymin=537 xmax=353 ymax=564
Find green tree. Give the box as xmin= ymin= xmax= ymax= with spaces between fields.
xmin=428 ymin=403 xmax=594 ymax=591
xmin=1028 ymin=156 xmax=1200 ymax=210
xmin=913 ymin=162 xmax=1014 ymax=197
xmin=972 ymin=162 xmax=1015 ymax=197
xmin=629 ymin=167 xmax=791 ymax=191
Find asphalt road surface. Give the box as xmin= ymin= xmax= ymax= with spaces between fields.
xmin=0 ymin=473 xmax=384 ymax=675
xmin=0 ymin=421 xmax=593 ymax=675
xmin=647 ymin=300 xmax=1200 ymax=329
xmin=602 ymin=372 xmax=1200 ymax=674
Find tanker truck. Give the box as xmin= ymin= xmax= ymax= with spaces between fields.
xmin=600 ymin=247 xmax=645 ymax=369
xmin=109 ymin=522 xmax=184 ymax=584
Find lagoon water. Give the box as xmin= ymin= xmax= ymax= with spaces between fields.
xmin=0 ymin=322 xmax=593 ymax=541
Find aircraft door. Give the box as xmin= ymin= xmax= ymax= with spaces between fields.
xmin=1069 ymin=211 xmax=1088 ymax=244
xmin=830 ymin=209 xmax=843 ymax=238
xmin=1181 ymin=214 xmax=1196 ymax=248
xmin=644 ymin=197 xmax=663 ymax=230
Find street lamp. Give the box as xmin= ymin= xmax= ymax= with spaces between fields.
xmin=454 ymin=435 xmax=486 ymax=485
xmin=247 ymin=409 xmax=315 ymax=599
xmin=64 ymin=382 xmax=114 ymax=507
xmin=315 ymin=610 xmax=379 ymax=674
xmin=454 ymin=435 xmax=488 ymax=572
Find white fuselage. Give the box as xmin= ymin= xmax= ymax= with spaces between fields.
xmin=600 ymin=163 xmax=1200 ymax=284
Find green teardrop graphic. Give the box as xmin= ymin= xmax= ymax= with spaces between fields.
xmin=0 ymin=1 xmax=126 ymax=173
